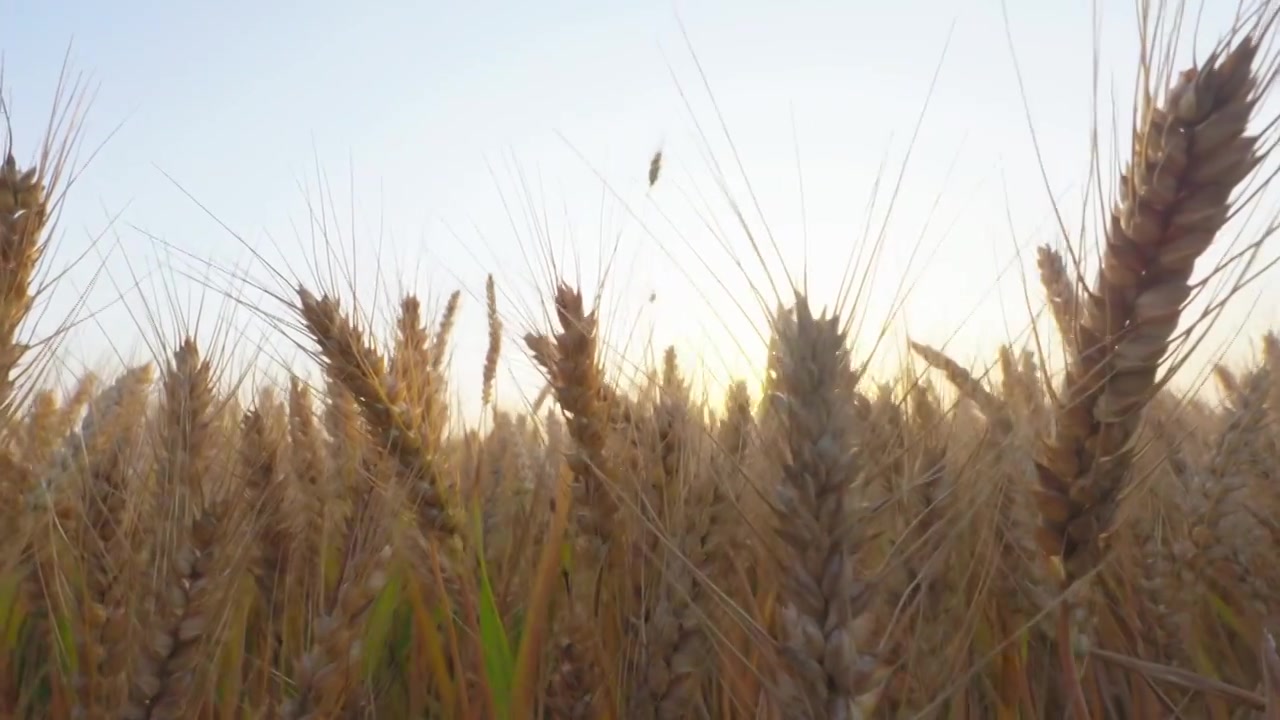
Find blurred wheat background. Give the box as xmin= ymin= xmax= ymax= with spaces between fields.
xmin=4 ymin=0 xmax=1280 ymax=718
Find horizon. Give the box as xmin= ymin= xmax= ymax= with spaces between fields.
xmin=5 ymin=0 xmax=1279 ymax=423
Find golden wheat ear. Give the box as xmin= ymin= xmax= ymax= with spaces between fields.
xmin=524 ymin=283 xmax=618 ymax=546
xmin=482 ymin=273 xmax=502 ymax=409
xmin=1034 ymin=34 xmax=1270 ymax=585
xmin=0 ymin=155 xmax=49 ymax=413
xmin=764 ymin=297 xmax=885 ymax=719
xmin=296 ymin=288 xmax=457 ymax=539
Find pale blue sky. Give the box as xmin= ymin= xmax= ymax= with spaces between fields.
xmin=5 ymin=0 xmax=1278 ymax=421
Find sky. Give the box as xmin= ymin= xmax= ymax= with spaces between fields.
xmin=4 ymin=0 xmax=1280 ymax=423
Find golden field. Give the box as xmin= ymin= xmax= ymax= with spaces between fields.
xmin=4 ymin=3 xmax=1280 ymax=719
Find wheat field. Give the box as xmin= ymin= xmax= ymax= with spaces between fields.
xmin=5 ymin=3 xmax=1280 ymax=720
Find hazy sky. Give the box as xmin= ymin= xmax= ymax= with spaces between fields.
xmin=5 ymin=0 xmax=1279 ymax=421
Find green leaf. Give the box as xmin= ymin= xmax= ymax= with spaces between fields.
xmin=473 ymin=502 xmax=515 ymax=720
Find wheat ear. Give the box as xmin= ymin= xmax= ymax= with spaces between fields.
xmin=76 ymin=364 xmax=154 ymax=717
xmin=524 ymin=284 xmax=617 ymax=545
xmin=1038 ymin=245 xmax=1080 ymax=356
xmin=767 ymin=297 xmax=883 ymax=720
xmin=126 ymin=340 xmax=215 ymax=718
xmin=0 ymin=155 xmax=47 ymax=412
xmin=297 ymin=288 xmax=457 ymax=538
xmin=482 ymin=274 xmax=502 ymax=409
xmin=1034 ymin=35 xmax=1266 ymax=584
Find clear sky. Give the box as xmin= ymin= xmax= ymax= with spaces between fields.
xmin=5 ymin=0 xmax=1279 ymax=422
